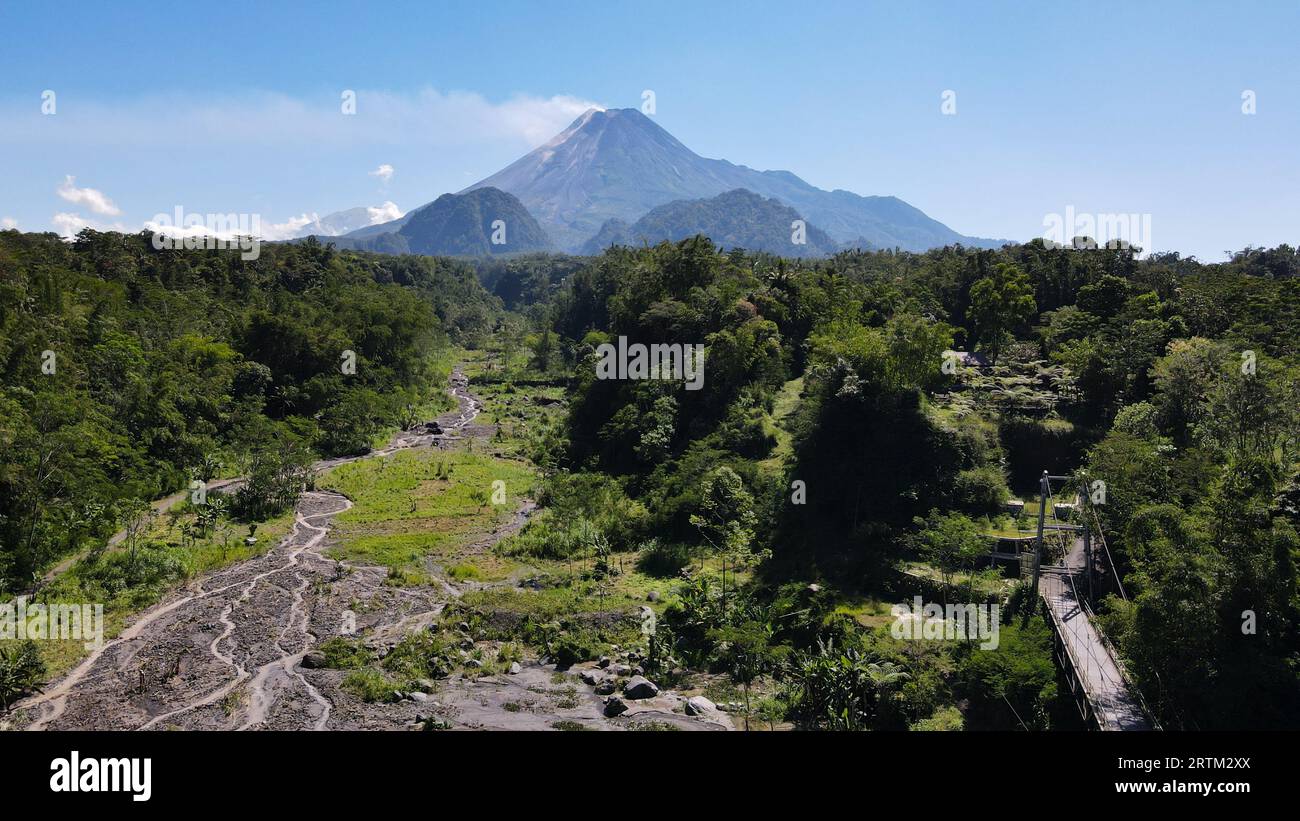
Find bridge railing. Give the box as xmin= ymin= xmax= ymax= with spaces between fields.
xmin=1041 ymin=574 xmax=1115 ymax=727
xmin=1063 ymin=569 xmax=1161 ymax=730
xmin=1041 ymin=569 xmax=1155 ymax=730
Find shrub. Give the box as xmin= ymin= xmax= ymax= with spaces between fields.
xmin=635 ymin=538 xmax=692 ymax=577
xmin=550 ymin=720 xmax=590 ymax=731
xmin=547 ymin=631 xmax=601 ymax=668
xmin=910 ymin=705 xmax=965 ymax=731
xmin=341 ymin=668 xmax=395 ymax=703
xmin=496 ymin=642 xmax=523 ymax=666
xmin=952 ymin=466 xmax=1010 ymax=515
xmin=72 ymin=544 xmax=186 ymax=607
xmin=447 ymin=563 xmax=483 ymax=581
xmin=315 ymin=636 xmax=371 ymax=669
xmin=0 ymin=640 xmax=46 ymax=709
xmin=382 ymin=631 xmax=456 ymax=682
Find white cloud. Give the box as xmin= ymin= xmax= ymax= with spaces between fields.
xmin=2 ymin=90 xmax=602 ymax=150
xmin=51 ymin=211 xmax=129 ymax=238
xmin=56 ymin=175 xmax=122 ymax=216
xmin=370 ymin=163 xmax=394 ymax=182
xmin=367 ymin=201 xmax=403 ymax=224
xmin=257 ymin=214 xmax=317 ymax=241
xmin=141 ymin=212 xmax=314 ymax=242
xmin=1 ymin=217 xmax=16 ymax=229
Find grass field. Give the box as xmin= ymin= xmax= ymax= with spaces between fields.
xmin=759 ymin=376 xmax=803 ymax=473
xmin=317 ymin=448 xmax=538 ymax=579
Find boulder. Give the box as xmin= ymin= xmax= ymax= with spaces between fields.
xmin=594 ymin=680 xmax=616 ymax=695
xmin=685 ymin=696 xmax=716 ymax=717
xmin=603 ymin=696 xmax=628 ymax=717
xmin=623 ymin=675 xmax=659 ymax=700
xmin=508 ymin=662 xmax=522 ymax=675
xmin=300 ymin=650 xmax=327 ymax=669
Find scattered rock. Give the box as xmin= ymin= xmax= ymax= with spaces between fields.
xmin=579 ymin=670 xmax=603 ymax=686
xmin=465 ymin=658 xmax=483 ymax=669
xmin=623 ymin=675 xmax=659 ymax=700
xmin=508 ymin=662 xmax=522 ymax=675
xmin=603 ymin=696 xmax=628 ymax=717
xmin=415 ymin=678 xmax=436 ymax=693
xmin=685 ymin=696 xmax=716 ymax=716
xmin=597 ymin=656 xmax=611 ymax=668
xmin=594 ymin=680 xmax=616 ymax=695
xmin=611 ymin=664 xmax=632 ymax=676
xmin=632 ymin=666 xmax=644 ymax=676
xmin=410 ymin=692 xmax=430 ymax=703
xmin=301 ymin=651 xmax=327 ymax=669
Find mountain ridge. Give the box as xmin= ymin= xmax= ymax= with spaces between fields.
xmin=304 ymin=187 xmax=549 ymax=256
xmin=579 ymin=188 xmax=841 ymax=257
xmin=460 ymin=107 xmax=1008 ymax=252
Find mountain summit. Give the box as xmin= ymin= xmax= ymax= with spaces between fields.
xmin=306 ymin=187 xmax=549 ymax=256
xmin=462 ymin=107 xmax=1005 ymax=253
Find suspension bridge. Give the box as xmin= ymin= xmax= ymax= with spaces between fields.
xmin=1022 ymin=472 xmax=1154 ymax=731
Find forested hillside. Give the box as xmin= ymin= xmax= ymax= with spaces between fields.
xmin=507 ymin=237 xmax=1300 ymax=729
xmin=3 ymin=225 xmax=1297 ymax=731
xmin=0 ymin=230 xmax=501 ymax=593
xmin=578 ymin=189 xmax=841 ymax=257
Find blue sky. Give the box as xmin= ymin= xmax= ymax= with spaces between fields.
xmin=1 ymin=0 xmax=1296 ymax=258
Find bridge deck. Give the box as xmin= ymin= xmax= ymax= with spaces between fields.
xmin=1040 ymin=571 xmax=1150 ymax=731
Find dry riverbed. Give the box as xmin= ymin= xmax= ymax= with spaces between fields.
xmin=7 ymin=368 xmax=730 ymax=732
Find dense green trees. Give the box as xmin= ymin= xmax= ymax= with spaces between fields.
xmin=0 ymin=229 xmax=500 ymax=593
xmin=5 ymin=221 xmax=1296 ymax=730
xmin=968 ymin=262 xmax=1036 ymax=363
xmin=526 ymin=233 xmax=1298 ymax=729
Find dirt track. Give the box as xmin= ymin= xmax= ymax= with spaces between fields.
xmin=13 ymin=368 xmax=728 ymax=732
